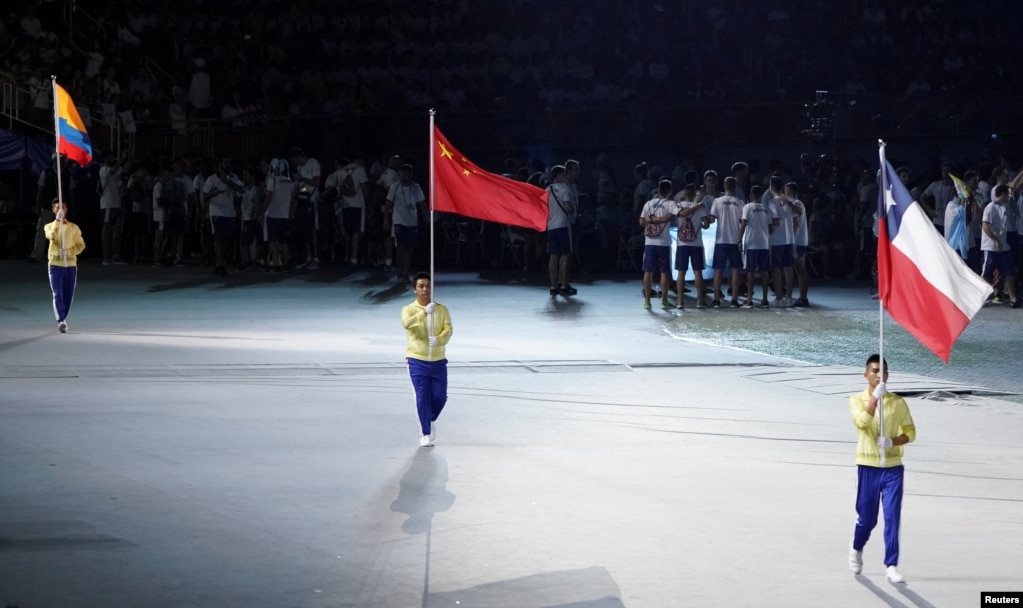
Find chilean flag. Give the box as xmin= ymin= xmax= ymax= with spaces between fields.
xmin=877 ymin=146 xmax=992 ymax=362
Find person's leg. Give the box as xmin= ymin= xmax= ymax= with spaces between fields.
xmin=101 ymin=218 xmax=113 ymax=263
xmin=407 ymin=358 xmax=433 ymax=437
xmin=730 ymin=268 xmax=740 ymax=304
xmin=642 ymin=271 xmax=653 ymax=300
xmin=429 ymin=360 xmax=448 ymax=425
xmin=153 ymin=227 xmax=165 ymax=265
xmin=880 ymin=466 xmax=904 ymax=567
xmin=795 ymin=256 xmax=809 ymax=300
xmin=559 ymin=253 xmax=572 ymax=289
xmin=853 ymin=465 xmax=881 ymax=551
xmin=112 ymin=212 xmax=124 ymax=262
xmin=549 ymin=254 xmax=560 ymax=291
xmin=48 ymin=265 xmax=63 ymax=322
xmin=61 ymin=266 xmax=77 ymax=322
xmin=659 ymin=259 xmax=670 ymax=306
xmin=783 ymin=266 xmax=794 ymax=300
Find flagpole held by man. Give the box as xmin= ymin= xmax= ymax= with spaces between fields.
xmin=47 ymin=77 xmax=92 ymax=333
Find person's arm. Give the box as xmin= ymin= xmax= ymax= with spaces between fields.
xmin=44 ymin=220 xmax=61 ymax=240
xmin=435 ymin=306 xmax=453 ymax=345
xmin=738 ymin=219 xmax=747 ymax=249
xmin=69 ymin=225 xmax=86 ymax=255
xmin=893 ymin=401 xmax=916 ymax=445
xmin=850 ymin=391 xmax=880 ymax=431
xmin=982 ymin=221 xmax=1002 ymax=251
xmin=401 ymin=304 xmax=426 ymax=331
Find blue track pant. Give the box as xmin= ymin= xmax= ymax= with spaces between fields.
xmin=853 ymin=464 xmax=904 ymax=566
xmin=48 ymin=265 xmax=78 ymax=323
xmin=407 ymin=358 xmax=447 ymax=436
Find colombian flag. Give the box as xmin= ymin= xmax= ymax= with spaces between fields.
xmin=55 ymin=82 xmax=92 ymax=167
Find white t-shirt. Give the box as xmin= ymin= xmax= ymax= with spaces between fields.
xmin=741 ymin=201 xmax=773 ymax=250
xmin=240 ymin=185 xmax=260 ymax=221
xmin=710 ymin=195 xmax=744 ymax=244
xmin=99 ymin=166 xmax=123 ymax=210
xmin=923 ymin=180 xmax=956 ymax=223
xmin=377 ymin=167 xmax=400 ymax=192
xmin=338 ymin=162 xmax=368 ymax=209
xmin=640 ymin=197 xmax=678 ymax=247
xmin=265 ymin=176 xmax=294 ymax=219
xmin=297 ymin=158 xmax=321 ymax=203
xmin=547 ymin=182 xmax=574 ymax=230
xmin=767 ymin=197 xmax=792 ymax=246
xmin=792 ymin=199 xmax=808 ymax=247
xmin=203 ymin=173 xmax=238 ymax=218
xmin=388 ymin=181 xmax=425 ymax=227
xmin=174 ymin=175 xmax=194 ymax=215
xmin=676 ymin=200 xmax=707 ymax=245
xmin=981 ymin=201 xmax=1009 ymax=252
xmin=152 ymin=181 xmax=166 ymax=222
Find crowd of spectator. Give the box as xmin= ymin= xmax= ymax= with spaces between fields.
xmin=4 ymin=0 xmax=1023 ymax=136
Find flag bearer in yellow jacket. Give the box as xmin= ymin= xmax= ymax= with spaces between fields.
xmin=848 ymin=354 xmax=916 ymax=584
xmin=401 ymin=272 xmax=453 ymax=447
xmin=44 ymin=199 xmax=86 ymax=333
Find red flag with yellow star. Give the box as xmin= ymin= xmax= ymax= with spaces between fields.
xmin=432 ymin=126 xmax=549 ymax=231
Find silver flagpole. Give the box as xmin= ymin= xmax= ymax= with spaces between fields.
xmin=876 ymin=140 xmax=887 ymax=467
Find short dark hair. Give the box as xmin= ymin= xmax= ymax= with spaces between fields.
xmin=550 ymin=165 xmax=566 ymax=180
xmin=731 ymin=161 xmax=748 ymax=173
xmin=995 ymin=184 xmax=1009 ymax=198
xmin=770 ymin=175 xmax=784 ymax=190
xmin=865 ymin=354 xmax=888 ymax=369
xmin=658 ymin=180 xmax=673 ymax=196
xmin=413 ymin=271 xmax=431 ymax=285
xmin=785 ymin=182 xmax=799 ymax=193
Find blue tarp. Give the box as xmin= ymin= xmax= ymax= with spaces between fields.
xmin=0 ymin=128 xmax=53 ymax=175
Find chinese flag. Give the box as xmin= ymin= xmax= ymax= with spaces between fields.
xmin=433 ymin=126 xmax=549 ymax=231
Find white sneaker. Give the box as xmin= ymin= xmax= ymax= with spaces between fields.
xmin=419 ymin=435 xmax=432 ymax=447
xmin=848 ymin=543 xmax=863 ymax=574
xmin=428 ymin=423 xmax=436 ymax=443
xmin=885 ymin=565 xmax=905 ymax=583
xmin=58 ymin=321 xmax=68 ymax=334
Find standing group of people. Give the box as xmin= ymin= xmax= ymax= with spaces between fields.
xmin=637 ymin=165 xmax=811 ymax=310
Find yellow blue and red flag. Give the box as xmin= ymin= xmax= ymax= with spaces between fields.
xmin=54 ymin=82 xmax=92 ymax=166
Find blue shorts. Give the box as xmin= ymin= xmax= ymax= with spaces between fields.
xmin=394 ymin=224 xmax=419 ymax=249
xmin=102 ymin=207 xmax=123 ymax=224
xmin=210 ymin=215 xmax=236 ymax=237
xmin=771 ymin=244 xmax=794 ymax=268
xmin=547 ymin=226 xmax=573 ymax=255
xmin=264 ymin=217 xmax=288 ymax=243
xmin=982 ymin=249 xmax=1014 ymax=281
xmin=295 ymin=200 xmax=318 ymax=232
xmin=795 ymin=245 xmax=807 ymax=259
xmin=342 ymin=207 xmax=364 ymax=234
xmin=642 ymin=244 xmax=671 ymax=273
xmin=674 ymin=245 xmax=705 ymax=272
xmin=744 ymin=248 xmax=771 ymax=272
xmin=240 ymin=219 xmax=260 ymax=246
xmin=712 ymin=243 xmax=742 ymax=270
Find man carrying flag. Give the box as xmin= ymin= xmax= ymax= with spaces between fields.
xmin=848 ymin=354 xmax=915 ymax=583
xmin=46 ymin=78 xmax=93 ymax=331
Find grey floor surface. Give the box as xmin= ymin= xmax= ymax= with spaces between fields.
xmin=1 ymin=262 xmax=1021 ymax=607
